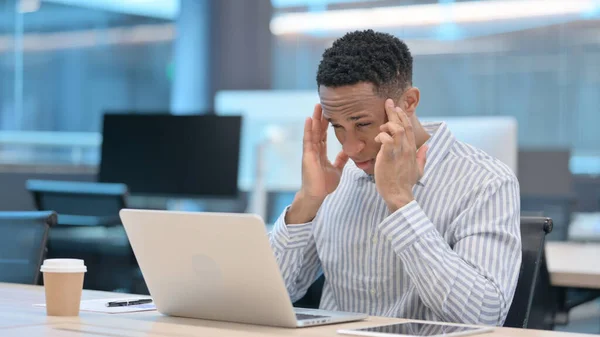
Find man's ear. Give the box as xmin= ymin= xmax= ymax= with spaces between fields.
xmin=399 ymin=87 xmax=420 ymax=117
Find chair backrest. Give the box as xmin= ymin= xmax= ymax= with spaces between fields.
xmin=0 ymin=211 xmax=57 ymax=284
xmin=293 ymin=273 xmax=325 ymax=309
xmin=504 ymin=216 xmax=553 ymax=329
xmin=26 ymin=180 xmax=127 ymax=217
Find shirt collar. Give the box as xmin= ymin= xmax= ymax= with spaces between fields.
xmin=352 ymin=121 xmax=455 ymax=187
xmin=418 ymin=121 xmax=455 ymax=186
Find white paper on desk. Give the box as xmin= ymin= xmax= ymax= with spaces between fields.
xmin=34 ymin=298 xmax=156 ymax=314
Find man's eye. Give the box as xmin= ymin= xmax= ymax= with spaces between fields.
xmin=332 ymin=124 xmax=343 ymax=129
xmin=357 ymin=123 xmax=371 ymax=128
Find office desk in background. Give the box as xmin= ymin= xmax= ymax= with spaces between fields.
xmin=545 ymin=242 xmax=600 ymax=328
xmin=0 ymin=283 xmax=592 ymax=337
xmin=546 ymin=242 xmax=600 ymax=289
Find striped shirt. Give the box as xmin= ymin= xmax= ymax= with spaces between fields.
xmin=269 ymin=121 xmax=521 ymax=326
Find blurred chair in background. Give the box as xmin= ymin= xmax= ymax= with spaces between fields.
xmin=505 ymin=217 xmax=556 ymax=330
xmin=0 ymin=211 xmax=57 ymax=285
xmin=27 ymin=180 xmax=126 ymax=225
xmin=0 ymin=171 xmax=96 ymax=212
xmin=25 ymin=180 xmax=142 ymax=293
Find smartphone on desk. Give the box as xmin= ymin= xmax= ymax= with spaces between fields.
xmin=338 ymin=321 xmax=494 ymax=337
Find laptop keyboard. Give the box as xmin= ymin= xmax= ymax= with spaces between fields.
xmin=295 ymin=313 xmax=328 ymax=321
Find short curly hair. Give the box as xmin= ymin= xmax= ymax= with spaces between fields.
xmin=316 ymin=30 xmax=413 ymax=98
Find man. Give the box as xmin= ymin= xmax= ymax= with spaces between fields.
xmin=269 ymin=30 xmax=521 ymax=326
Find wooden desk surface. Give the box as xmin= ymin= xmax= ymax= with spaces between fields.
xmin=545 ymin=242 xmax=600 ymax=289
xmin=0 ymin=283 xmax=591 ymax=337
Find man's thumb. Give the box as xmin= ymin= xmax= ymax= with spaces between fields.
xmin=333 ymin=151 xmax=349 ymax=170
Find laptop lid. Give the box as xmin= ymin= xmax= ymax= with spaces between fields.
xmin=119 ymin=209 xmax=299 ymax=327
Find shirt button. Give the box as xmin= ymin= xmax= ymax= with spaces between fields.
xmin=370 ymin=288 xmax=377 ymax=295
xmin=372 ymin=237 xmax=378 ymax=244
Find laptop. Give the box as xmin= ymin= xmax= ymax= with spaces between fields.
xmin=119 ymin=209 xmax=367 ymax=328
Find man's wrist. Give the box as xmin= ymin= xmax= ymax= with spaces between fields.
xmin=385 ymin=193 xmax=415 ymax=213
xmin=285 ymin=191 xmax=324 ymax=225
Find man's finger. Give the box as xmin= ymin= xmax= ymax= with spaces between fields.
xmin=320 ymin=108 xmax=329 ymax=142
xmin=380 ymin=122 xmax=404 ymax=138
xmin=311 ymin=104 xmax=322 ymax=145
xmin=384 ymin=98 xmax=400 ymax=123
xmin=375 ymin=132 xmax=395 ymax=160
xmin=333 ymin=151 xmax=349 ymax=170
xmin=374 ymin=132 xmax=394 ymax=145
xmin=303 ymin=117 xmax=313 ymax=153
xmin=320 ymin=128 xmax=329 ymax=163
xmin=396 ymin=106 xmax=416 ymax=148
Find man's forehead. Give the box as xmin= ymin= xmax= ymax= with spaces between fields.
xmin=320 ymin=94 xmax=385 ymax=119
xmin=322 ymin=108 xmax=383 ymax=123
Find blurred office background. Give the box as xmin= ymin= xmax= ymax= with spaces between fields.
xmin=0 ymin=0 xmax=599 ymax=333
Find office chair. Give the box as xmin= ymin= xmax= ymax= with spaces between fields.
xmin=26 ymin=180 xmax=127 ymax=224
xmin=26 ymin=179 xmax=136 ymax=292
xmin=295 ymin=216 xmax=557 ymax=329
xmin=293 ymin=272 xmax=325 ymax=309
xmin=0 ymin=211 xmax=57 ymax=285
xmin=504 ymin=216 xmax=555 ymax=329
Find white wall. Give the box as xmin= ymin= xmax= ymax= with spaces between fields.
xmin=215 ymin=90 xmax=517 ymax=191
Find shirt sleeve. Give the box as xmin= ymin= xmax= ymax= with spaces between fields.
xmin=268 ymin=206 xmax=322 ymax=303
xmin=377 ymin=175 xmax=522 ymax=326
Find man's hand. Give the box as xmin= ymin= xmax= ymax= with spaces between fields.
xmin=286 ymin=104 xmax=349 ymax=224
xmin=374 ymin=99 xmax=428 ymax=213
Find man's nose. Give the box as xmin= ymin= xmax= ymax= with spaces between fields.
xmin=342 ymin=136 xmax=365 ymax=158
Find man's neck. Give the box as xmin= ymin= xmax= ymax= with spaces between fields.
xmin=412 ymin=118 xmax=431 ymax=149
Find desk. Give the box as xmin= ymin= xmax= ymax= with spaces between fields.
xmin=0 ymin=283 xmax=590 ymax=337
xmin=546 ymin=242 xmax=600 ymax=289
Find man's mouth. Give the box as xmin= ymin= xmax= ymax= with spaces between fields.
xmin=353 ymin=159 xmax=373 ymax=170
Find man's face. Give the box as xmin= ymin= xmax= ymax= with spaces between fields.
xmin=319 ymin=82 xmax=388 ymax=175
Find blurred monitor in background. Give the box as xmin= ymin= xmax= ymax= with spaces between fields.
xmin=421 ymin=116 xmax=518 ymax=175
xmin=99 ymin=114 xmax=242 ymax=198
xmin=518 ymin=149 xmax=573 ymax=241
xmin=518 ymin=150 xmax=572 ymax=197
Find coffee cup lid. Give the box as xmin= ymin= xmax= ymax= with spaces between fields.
xmin=40 ymin=259 xmax=87 ymax=273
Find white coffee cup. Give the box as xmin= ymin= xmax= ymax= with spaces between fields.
xmin=40 ymin=259 xmax=87 ymax=316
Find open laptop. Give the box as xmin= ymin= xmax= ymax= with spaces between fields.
xmin=119 ymin=209 xmax=367 ymax=328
